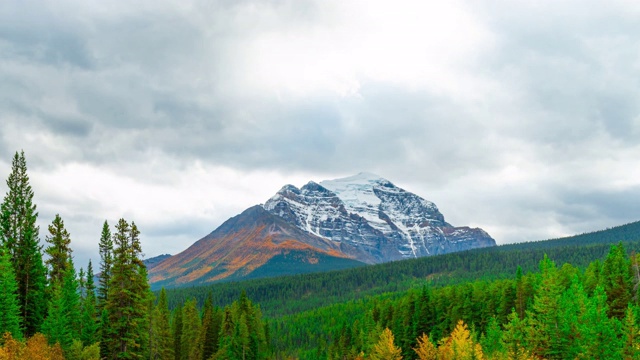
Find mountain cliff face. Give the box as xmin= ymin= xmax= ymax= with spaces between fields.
xmin=263 ymin=172 xmax=495 ymax=263
xmin=148 ymin=173 xmax=495 ymax=287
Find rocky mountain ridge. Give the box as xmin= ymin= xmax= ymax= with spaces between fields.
xmin=263 ymin=172 xmax=495 ymax=263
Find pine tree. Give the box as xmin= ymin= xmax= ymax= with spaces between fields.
xmin=98 ymin=220 xmax=112 ymax=308
xmin=104 ymin=219 xmax=152 ymax=359
xmin=99 ymin=308 xmax=111 ymax=359
xmin=369 ymin=328 xmax=402 ymax=360
xmin=0 ymin=246 xmax=22 ymax=339
xmin=480 ymin=317 xmax=504 ymax=358
xmin=41 ymin=261 xmax=81 ymax=352
xmin=180 ymin=298 xmax=201 ymax=360
xmin=44 ymin=214 xmax=72 ymax=285
xmin=502 ymin=311 xmax=531 ymax=360
xmin=200 ymin=295 xmax=221 ymax=360
xmin=579 ymin=286 xmax=622 ymax=359
xmin=172 ymin=305 xmax=183 ymax=360
xmin=0 ymin=150 xmax=47 ymax=337
xmin=602 ymin=243 xmax=633 ymax=319
xmin=150 ymin=288 xmax=173 ymax=360
xmin=213 ymin=293 xmax=269 ymax=360
xmin=527 ymin=254 xmax=563 ymax=359
xmin=622 ymin=305 xmax=640 ymax=359
xmin=80 ymin=260 xmax=99 ymax=346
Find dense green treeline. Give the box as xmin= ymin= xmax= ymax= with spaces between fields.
xmin=163 ymin=237 xmax=640 ymax=318
xmin=270 ymin=243 xmax=640 ymax=359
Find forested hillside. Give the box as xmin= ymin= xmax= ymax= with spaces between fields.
xmin=270 ymin=243 xmax=640 ymax=359
xmin=163 ymin=220 xmax=640 ymax=317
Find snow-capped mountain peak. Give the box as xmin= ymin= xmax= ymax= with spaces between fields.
xmin=263 ymin=173 xmax=495 ymax=263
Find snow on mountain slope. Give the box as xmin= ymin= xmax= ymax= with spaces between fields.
xmin=264 ymin=173 xmax=495 ymax=263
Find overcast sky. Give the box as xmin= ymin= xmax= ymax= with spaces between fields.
xmin=2 ymin=0 xmax=640 ymax=269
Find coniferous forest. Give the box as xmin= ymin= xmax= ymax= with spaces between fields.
xmin=3 ymin=151 xmax=640 ymax=359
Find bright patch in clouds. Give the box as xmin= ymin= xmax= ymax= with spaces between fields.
xmin=245 ymin=0 xmax=495 ymax=98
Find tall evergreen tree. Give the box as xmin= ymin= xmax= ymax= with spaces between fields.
xmin=201 ymin=295 xmax=221 ymax=360
xmin=150 ymin=288 xmax=173 ymax=360
xmin=0 ymin=246 xmax=22 ymax=340
xmin=0 ymin=150 xmax=47 ymax=337
xmin=104 ymin=219 xmax=151 ymax=359
xmin=44 ymin=214 xmax=72 ymax=285
xmin=172 ymin=305 xmax=183 ymax=360
xmin=80 ymin=260 xmax=99 ymax=346
xmin=180 ymin=298 xmax=201 ymax=360
xmin=98 ymin=220 xmax=112 ymax=308
xmin=41 ymin=261 xmax=81 ymax=352
xmin=526 ymin=255 xmax=563 ymax=359
xmin=602 ymin=242 xmax=633 ymax=319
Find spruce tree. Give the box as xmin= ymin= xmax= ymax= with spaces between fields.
xmin=172 ymin=305 xmax=183 ymax=360
xmin=151 ymin=288 xmax=173 ymax=360
xmin=180 ymin=298 xmax=201 ymax=360
xmin=0 ymin=150 xmax=47 ymax=337
xmin=0 ymin=246 xmax=22 ymax=339
xmin=201 ymin=295 xmax=221 ymax=360
xmin=98 ymin=220 xmax=112 ymax=308
xmin=44 ymin=214 xmax=72 ymax=285
xmin=41 ymin=261 xmax=81 ymax=352
xmin=602 ymin=242 xmax=633 ymax=319
xmin=104 ymin=219 xmax=152 ymax=359
xmin=622 ymin=305 xmax=640 ymax=359
xmin=527 ymin=254 xmax=563 ymax=359
xmin=80 ymin=260 xmax=99 ymax=346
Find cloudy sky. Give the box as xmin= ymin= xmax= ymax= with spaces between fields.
xmin=2 ymin=0 xmax=640 ymax=268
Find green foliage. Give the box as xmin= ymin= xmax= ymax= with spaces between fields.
xmin=0 ymin=246 xmax=22 ymax=340
xmin=42 ymin=263 xmax=81 ymax=352
xmin=213 ymin=291 xmax=269 ymax=360
xmin=150 ymin=288 xmax=173 ymax=360
xmin=602 ymin=242 xmax=633 ymax=319
xmin=180 ymin=298 xmax=201 ymax=360
xmin=0 ymin=151 xmax=47 ymax=337
xmin=98 ymin=220 xmax=112 ymax=309
xmin=103 ymin=219 xmax=152 ymax=359
xmin=44 ymin=214 xmax=73 ymax=286
xmin=172 ymin=304 xmax=183 ymax=360
xmin=79 ymin=260 xmax=99 ymax=346
xmin=67 ymin=339 xmax=100 ymax=360
xmin=162 ymin=220 xmax=640 ymax=321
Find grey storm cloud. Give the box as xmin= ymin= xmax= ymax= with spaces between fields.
xmin=1 ymin=0 xmax=640 ymax=267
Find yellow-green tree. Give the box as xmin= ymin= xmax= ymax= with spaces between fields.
xmin=369 ymin=328 xmax=402 ymax=360
xmin=437 ymin=320 xmax=484 ymax=360
xmin=413 ymin=333 xmax=437 ymax=360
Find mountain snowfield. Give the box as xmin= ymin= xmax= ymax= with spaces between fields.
xmin=264 ymin=172 xmax=495 ymax=263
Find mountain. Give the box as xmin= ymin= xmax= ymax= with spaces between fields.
xmin=149 ymin=206 xmax=364 ymax=288
xmin=263 ymin=172 xmax=495 ymax=263
xmin=143 ymin=254 xmax=171 ymax=270
xmin=149 ymin=173 xmax=495 ymax=287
